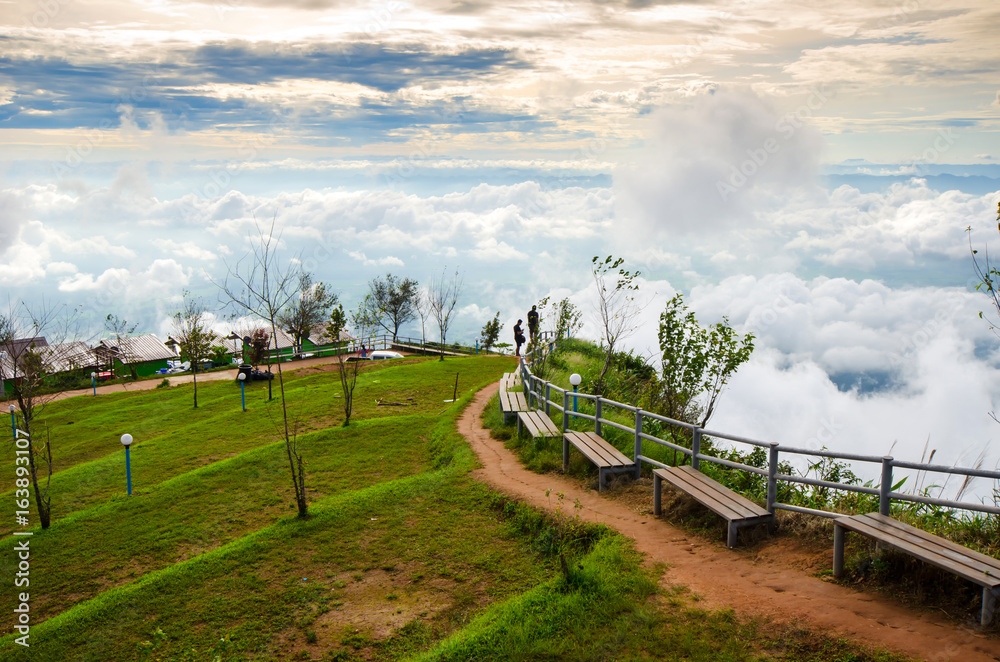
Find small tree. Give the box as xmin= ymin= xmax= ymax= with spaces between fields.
xmin=363 ymin=273 xmax=420 ymax=341
xmin=592 ymin=255 xmax=643 ymax=394
xmin=277 ymin=273 xmax=338 ymax=354
xmin=554 ymin=298 xmax=583 ymax=339
xmin=104 ymin=314 xmax=138 ymax=380
xmin=656 ymin=293 xmax=755 ymax=427
xmin=172 ymin=294 xmax=217 ymax=409
xmin=325 ymin=303 xmax=362 ymax=425
xmin=480 ymin=312 xmax=501 ymax=353
xmin=1 ymin=301 xmax=83 ymax=529
xmin=428 ymin=269 xmax=463 ymax=360
xmin=217 ymin=217 xmax=307 ymax=518
xmin=244 ymin=329 xmax=270 ymax=369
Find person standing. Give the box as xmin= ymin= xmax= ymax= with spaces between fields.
xmin=514 ymin=319 xmax=525 ymax=357
xmin=527 ymin=305 xmax=539 ymax=344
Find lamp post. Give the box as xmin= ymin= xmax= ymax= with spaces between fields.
xmin=8 ymin=404 xmax=15 ymax=439
xmin=238 ymin=372 xmax=246 ymax=412
xmin=121 ymin=433 xmax=133 ymax=495
xmin=570 ymin=373 xmax=581 ymax=413
xmin=91 ymin=371 xmax=97 ymax=396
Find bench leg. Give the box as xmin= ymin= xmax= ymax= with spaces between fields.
xmin=983 ymin=587 xmax=997 ymax=628
xmin=653 ymin=473 xmax=662 ymax=516
xmin=562 ymin=437 xmax=569 ymax=473
xmin=727 ymin=522 xmax=738 ymax=549
xmin=598 ymin=467 xmax=605 ymax=492
xmin=833 ymin=524 xmax=845 ymax=579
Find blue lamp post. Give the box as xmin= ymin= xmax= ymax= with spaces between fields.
xmin=91 ymin=371 xmax=97 ymax=396
xmin=8 ymin=404 xmax=15 ymax=440
xmin=570 ymin=373 xmax=581 ymax=413
xmin=238 ymin=372 xmax=246 ymax=412
xmin=121 ymin=433 xmax=133 ymax=495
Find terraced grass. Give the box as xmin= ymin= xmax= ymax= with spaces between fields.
xmin=0 ymin=353 xmax=912 ymax=662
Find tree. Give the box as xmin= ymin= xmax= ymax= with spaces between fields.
xmin=592 ymin=255 xmax=643 ymax=394
xmin=172 ymin=294 xmax=217 ymax=409
xmin=217 ymin=217 xmax=307 ymax=518
xmin=554 ymin=298 xmax=583 ymax=339
xmin=1 ymin=300 xmax=83 ymax=529
xmin=428 ymin=269 xmax=463 ymax=360
xmin=656 ymin=293 xmax=755 ymax=427
xmin=363 ymin=274 xmax=420 ymax=341
xmin=104 ymin=314 xmax=138 ymax=380
xmin=480 ymin=312 xmax=501 ymax=353
xmin=244 ymin=329 xmax=270 ymax=368
xmin=324 ymin=303 xmax=361 ymax=425
xmin=277 ymin=273 xmax=339 ymax=354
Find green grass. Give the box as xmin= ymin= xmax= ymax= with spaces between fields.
xmin=0 ymin=353 xmax=913 ymax=661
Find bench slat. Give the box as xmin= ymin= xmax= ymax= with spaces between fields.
xmin=565 ymin=431 xmax=631 ymax=468
xmin=837 ymin=514 xmax=1000 ymax=587
xmin=518 ymin=411 xmax=560 ymax=438
xmin=656 ymin=466 xmax=767 ymax=521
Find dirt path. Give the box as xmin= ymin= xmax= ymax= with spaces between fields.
xmin=1 ymin=352 xmax=374 ymax=406
xmin=460 ymin=382 xmax=1000 ymax=662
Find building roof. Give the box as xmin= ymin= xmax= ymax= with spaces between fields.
xmin=96 ymin=334 xmax=177 ymax=363
xmin=39 ymin=341 xmax=98 ymax=374
xmin=224 ymin=326 xmax=296 ymax=352
xmin=307 ymin=322 xmax=355 ymax=346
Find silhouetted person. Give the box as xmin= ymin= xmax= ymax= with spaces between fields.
xmin=514 ymin=320 xmax=525 ymax=357
xmin=527 ymin=305 xmax=539 ymax=343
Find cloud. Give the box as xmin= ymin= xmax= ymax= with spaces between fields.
xmin=613 ymin=87 xmax=825 ymax=238
xmin=347 ymin=250 xmax=405 ymax=268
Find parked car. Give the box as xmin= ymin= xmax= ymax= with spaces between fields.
xmin=369 ymin=350 xmax=403 ymax=360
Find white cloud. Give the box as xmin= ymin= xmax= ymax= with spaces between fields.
xmin=614 ymin=87 xmax=825 ymax=239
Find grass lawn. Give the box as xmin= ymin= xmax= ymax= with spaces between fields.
xmin=0 ymin=355 xmax=912 ymax=661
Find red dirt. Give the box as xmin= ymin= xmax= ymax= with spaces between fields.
xmin=460 ymin=381 xmax=1000 ymax=662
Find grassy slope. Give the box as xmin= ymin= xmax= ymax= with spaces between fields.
xmin=0 ymin=353 xmax=912 ymax=662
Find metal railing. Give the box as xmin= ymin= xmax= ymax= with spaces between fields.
xmin=518 ymin=340 xmax=1000 ymax=520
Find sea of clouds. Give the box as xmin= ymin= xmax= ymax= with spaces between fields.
xmin=2 ymin=87 xmax=999 ymax=500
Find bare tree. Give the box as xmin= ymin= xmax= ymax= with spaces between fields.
xmin=277 ymin=273 xmax=339 ymax=354
xmin=171 ymin=293 xmax=217 ymax=409
xmin=428 ymin=269 xmax=463 ymax=361
xmin=324 ymin=303 xmax=361 ymax=425
xmin=104 ymin=314 xmax=138 ymax=380
xmin=217 ymin=217 xmax=307 ymax=518
xmin=1 ymin=300 xmax=84 ymax=529
xmin=592 ymin=255 xmax=643 ymax=394
xmin=362 ymin=273 xmax=420 ymax=341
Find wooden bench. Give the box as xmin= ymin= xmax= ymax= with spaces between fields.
xmin=501 ymin=372 xmax=520 ymax=390
xmin=653 ymin=465 xmax=774 ymax=548
xmin=517 ymin=410 xmax=560 ymax=440
xmin=833 ymin=512 xmax=1000 ymax=627
xmin=563 ymin=431 xmax=635 ymax=492
xmin=498 ymin=389 xmax=529 ymax=424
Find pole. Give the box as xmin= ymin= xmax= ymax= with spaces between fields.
xmin=573 ymin=384 xmax=578 ymax=413
xmin=240 ymin=380 xmax=246 ymax=412
xmin=125 ymin=446 xmax=132 ymax=496
xmin=9 ymin=408 xmax=15 ymax=440
xmin=92 ymin=373 xmax=96 ymax=396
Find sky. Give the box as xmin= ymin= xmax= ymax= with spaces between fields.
xmin=2 ymin=0 xmax=1000 ymax=491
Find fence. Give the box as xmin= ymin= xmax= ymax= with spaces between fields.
xmin=518 ymin=339 xmax=1000 ymax=520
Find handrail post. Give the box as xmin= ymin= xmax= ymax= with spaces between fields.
xmin=879 ymin=456 xmax=894 ymax=516
xmin=545 ymin=383 xmax=551 ymax=417
xmin=595 ymin=397 xmax=602 ymax=436
xmin=562 ymin=390 xmax=569 ymax=432
xmin=634 ymin=409 xmax=642 ymax=479
xmin=691 ymin=428 xmax=702 ymax=471
xmin=767 ymin=442 xmax=779 ymax=514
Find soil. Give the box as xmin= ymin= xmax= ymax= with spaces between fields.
xmin=461 ymin=382 xmax=1000 ymax=662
